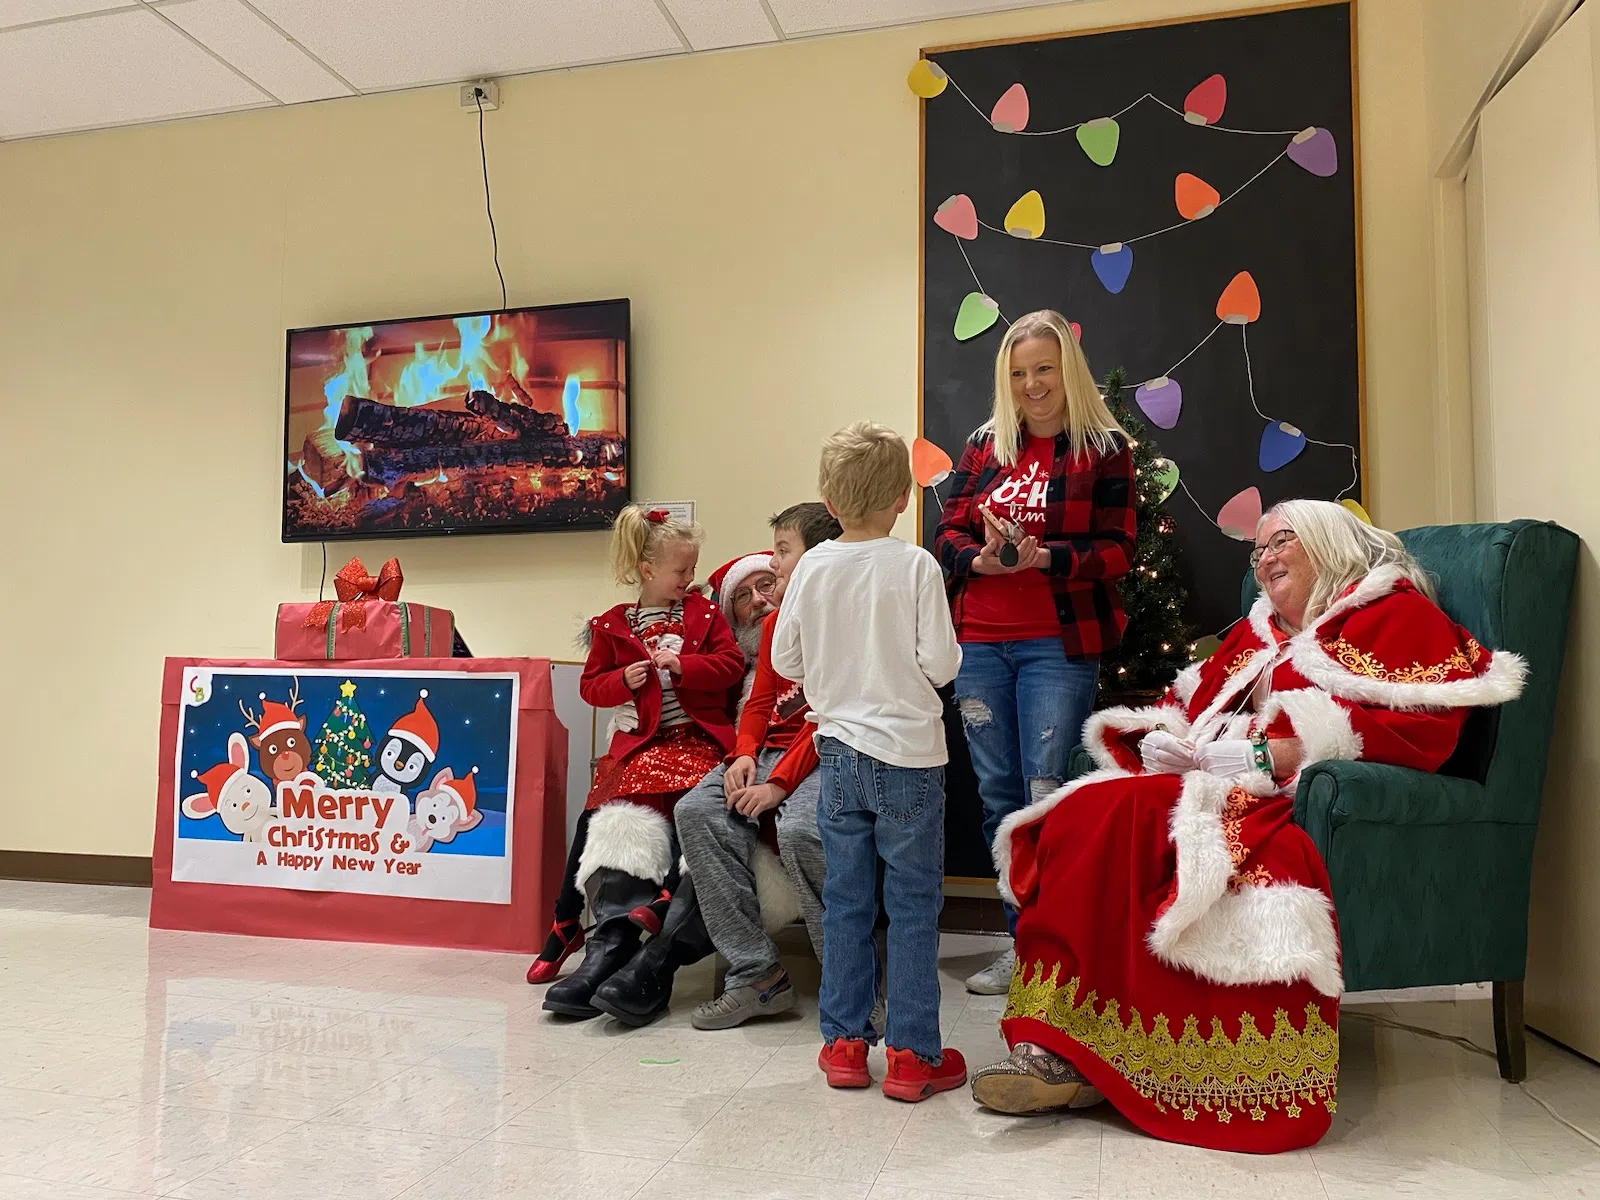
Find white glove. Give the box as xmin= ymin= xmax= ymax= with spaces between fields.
xmin=605 ymin=701 xmax=638 ymax=743
xmin=1140 ymin=730 xmax=1197 ymax=775
xmin=1195 ymin=739 xmax=1258 ymax=780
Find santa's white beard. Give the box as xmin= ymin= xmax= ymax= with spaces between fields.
xmin=734 ymin=619 xmax=763 ymax=663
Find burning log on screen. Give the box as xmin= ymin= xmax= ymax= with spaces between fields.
xmin=464 ymin=389 xmax=570 ymax=439
xmin=333 ymin=395 xmax=506 ymax=448
xmin=301 ymin=432 xmax=357 ymax=493
xmin=361 ymin=437 xmax=574 ymax=486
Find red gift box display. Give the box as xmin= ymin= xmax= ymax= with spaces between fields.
xmin=275 ymin=556 xmax=454 ymax=661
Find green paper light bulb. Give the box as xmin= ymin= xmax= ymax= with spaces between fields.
xmin=1076 ymin=117 xmax=1120 ymax=167
xmin=953 ymin=292 xmax=1001 ymax=340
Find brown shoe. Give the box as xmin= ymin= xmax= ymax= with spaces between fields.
xmin=970 ymin=1042 xmax=1105 ymax=1115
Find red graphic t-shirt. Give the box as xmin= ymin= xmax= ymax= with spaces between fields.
xmin=956 ymin=435 xmax=1061 ymax=643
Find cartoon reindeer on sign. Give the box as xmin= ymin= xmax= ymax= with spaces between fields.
xmin=239 ymin=678 xmax=310 ymax=784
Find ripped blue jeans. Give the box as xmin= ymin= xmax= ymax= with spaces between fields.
xmin=955 ymin=639 xmax=1099 ymax=934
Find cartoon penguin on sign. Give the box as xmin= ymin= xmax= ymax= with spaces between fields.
xmin=372 ymin=691 xmax=438 ymax=795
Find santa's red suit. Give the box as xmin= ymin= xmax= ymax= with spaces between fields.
xmin=996 ymin=566 xmax=1527 ymax=1153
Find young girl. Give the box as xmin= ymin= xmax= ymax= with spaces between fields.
xmin=530 ymin=506 xmax=747 ymax=1018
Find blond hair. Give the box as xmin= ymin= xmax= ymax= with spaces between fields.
xmin=1261 ymin=499 xmax=1435 ymax=623
xmin=983 ymin=309 xmax=1125 ymax=467
xmin=609 ymin=504 xmax=703 ymax=587
xmin=818 ymin=422 xmax=914 ymax=524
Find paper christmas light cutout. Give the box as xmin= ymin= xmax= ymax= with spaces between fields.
xmin=1091 ymin=243 xmax=1134 ymax=294
xmin=1217 ymin=271 xmax=1262 ymax=324
xmin=1184 ymin=74 xmax=1227 ymax=125
xmin=1217 ymin=486 xmax=1263 ymax=541
xmin=1150 ymin=458 xmax=1181 ymax=503
xmin=1004 ymin=189 xmax=1045 ymax=238
xmin=954 ymin=292 xmax=1001 ymax=340
xmin=1069 ymin=321 xmax=1082 ymax=341
xmin=1175 ymin=173 xmax=1220 ymax=220
xmin=1341 ymin=498 xmax=1372 ymax=524
xmin=1136 ymin=377 xmax=1183 ymax=429
xmin=907 ymin=59 xmax=948 ymax=98
xmin=913 ymin=437 xmax=954 ymax=488
xmin=1287 ymin=126 xmax=1338 ymax=176
xmin=1076 ymin=116 xmax=1120 ymax=166
xmin=1259 ymin=421 xmax=1307 ymax=471
xmin=933 ymin=194 xmax=978 ymax=240
xmin=1192 ymin=634 xmax=1224 ymax=661
xmin=990 ymin=83 xmax=1029 ymax=132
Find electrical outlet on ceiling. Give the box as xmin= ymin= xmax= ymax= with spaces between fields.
xmin=459 ymin=80 xmax=500 ymax=112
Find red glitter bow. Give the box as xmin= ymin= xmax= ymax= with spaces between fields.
xmin=645 ymin=509 xmax=671 ymax=524
xmin=305 ymin=556 xmax=404 ymax=633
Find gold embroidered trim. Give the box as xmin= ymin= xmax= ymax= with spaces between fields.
xmin=1223 ymin=788 xmax=1273 ymax=889
xmin=1005 ymin=964 xmax=1338 ymax=1124
xmin=1223 ymin=650 xmax=1256 ymax=679
xmin=1321 ymin=637 xmax=1481 ymax=685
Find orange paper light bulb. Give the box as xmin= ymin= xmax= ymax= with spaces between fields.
xmin=913 ymin=438 xmax=954 ymax=488
xmin=1175 ymin=173 xmax=1221 ymax=220
xmin=1216 ymin=271 xmax=1261 ymax=324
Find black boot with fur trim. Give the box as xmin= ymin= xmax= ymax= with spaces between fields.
xmin=594 ymin=873 xmax=716 ymax=1027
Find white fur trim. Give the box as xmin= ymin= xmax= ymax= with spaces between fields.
xmin=576 ymin=802 xmax=674 ymax=890
xmin=1290 ymin=639 xmax=1528 ymax=711
xmin=1082 ymin=705 xmax=1188 ymax=771
xmin=992 ymin=768 xmax=1134 ymax=906
xmin=1147 ymin=772 xmax=1234 ymax=949
xmin=752 ymin=844 xmax=803 ymax=934
xmin=1149 ymin=883 xmax=1343 ymax=998
xmin=1260 ymin=689 xmax=1363 ymax=765
xmin=1172 ymin=662 xmax=1203 ymax=706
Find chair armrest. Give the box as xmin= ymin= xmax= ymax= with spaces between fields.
xmin=1293 ymin=760 xmax=1512 ymax=851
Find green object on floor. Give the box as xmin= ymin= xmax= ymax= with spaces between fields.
xmin=1069 ymin=520 xmax=1580 ymax=1085
xmin=639 ymin=1057 xmax=680 ymax=1066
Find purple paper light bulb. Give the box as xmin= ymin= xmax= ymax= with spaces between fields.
xmin=1135 ymin=376 xmax=1183 ymax=429
xmin=1287 ymin=127 xmax=1338 ymax=177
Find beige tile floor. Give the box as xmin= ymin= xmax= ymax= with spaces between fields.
xmin=2 ymin=880 xmax=1599 ymax=1199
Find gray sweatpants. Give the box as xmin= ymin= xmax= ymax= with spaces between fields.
xmin=675 ymin=748 xmax=826 ymax=990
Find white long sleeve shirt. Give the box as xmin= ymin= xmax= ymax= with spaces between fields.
xmin=771 ymin=537 xmax=962 ymax=769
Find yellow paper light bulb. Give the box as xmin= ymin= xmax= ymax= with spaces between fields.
xmin=907 ymin=59 xmax=948 ymax=98
xmin=1004 ymin=190 xmax=1045 ymax=239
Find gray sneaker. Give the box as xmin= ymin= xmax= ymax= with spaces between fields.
xmin=691 ymin=972 xmax=796 ymax=1030
xmin=965 ymin=945 xmax=1016 ymax=995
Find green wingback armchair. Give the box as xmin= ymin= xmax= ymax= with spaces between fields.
xmin=1070 ymin=520 xmax=1578 ymax=1081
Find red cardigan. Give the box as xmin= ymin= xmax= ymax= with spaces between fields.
xmin=580 ymin=592 xmax=748 ymax=761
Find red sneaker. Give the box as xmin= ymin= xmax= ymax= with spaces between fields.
xmin=818 ymin=1038 xmax=871 ymax=1089
xmin=526 ymin=920 xmax=584 ymax=984
xmin=882 ymin=1047 xmax=967 ymax=1102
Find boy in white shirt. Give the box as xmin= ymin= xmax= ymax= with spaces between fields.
xmin=772 ymin=422 xmax=966 ymax=1101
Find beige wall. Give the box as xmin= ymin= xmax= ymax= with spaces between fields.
xmin=0 ymin=0 xmax=1440 ymax=857
xmin=1470 ymin=3 xmax=1600 ymax=1061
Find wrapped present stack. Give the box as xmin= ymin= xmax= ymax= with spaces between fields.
xmin=276 ymin=556 xmax=460 ymax=661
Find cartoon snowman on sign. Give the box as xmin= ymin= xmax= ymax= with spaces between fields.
xmin=183 ymin=733 xmax=274 ymax=842
xmin=372 ymin=691 xmax=438 ymax=795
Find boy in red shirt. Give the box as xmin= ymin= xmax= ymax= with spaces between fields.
xmin=676 ymin=503 xmax=842 ymax=1030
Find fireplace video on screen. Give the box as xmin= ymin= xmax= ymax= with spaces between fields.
xmin=282 ymin=299 xmax=629 ymax=541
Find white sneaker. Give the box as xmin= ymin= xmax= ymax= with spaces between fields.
xmin=965 ymin=945 xmax=1016 ymax=995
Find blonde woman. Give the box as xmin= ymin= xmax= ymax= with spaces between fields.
xmin=934 ymin=311 xmax=1136 ymax=994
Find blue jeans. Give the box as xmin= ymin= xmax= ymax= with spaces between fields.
xmin=815 ymin=736 xmax=945 ymax=1062
xmin=955 ymin=639 xmax=1099 ymax=935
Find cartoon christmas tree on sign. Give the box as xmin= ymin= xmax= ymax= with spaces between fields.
xmin=1099 ymin=367 xmax=1195 ymax=703
xmin=312 ymin=679 xmax=375 ymax=789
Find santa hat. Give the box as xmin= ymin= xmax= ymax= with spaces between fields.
xmin=439 ymin=767 xmax=478 ymax=816
xmin=256 ymin=694 xmax=302 ymax=740
xmin=707 ymin=553 xmax=775 ymax=624
xmin=387 ymin=691 xmax=438 ymax=761
xmin=190 ymin=761 xmax=242 ymax=805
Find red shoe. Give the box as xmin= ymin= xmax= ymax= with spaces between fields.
xmin=526 ymin=920 xmax=584 ymax=984
xmin=628 ymin=889 xmax=673 ymax=936
xmin=818 ymin=1038 xmax=870 ymax=1088
xmin=882 ymin=1047 xmax=967 ymax=1102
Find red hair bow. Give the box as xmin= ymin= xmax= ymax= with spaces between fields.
xmin=645 ymin=509 xmax=671 ymax=524
xmin=304 ymin=556 xmax=404 ymax=633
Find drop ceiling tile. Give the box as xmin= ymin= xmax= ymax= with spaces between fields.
xmin=247 ymin=0 xmax=684 ymax=92
xmin=663 ymin=0 xmax=778 ymax=50
xmin=158 ymin=0 xmax=352 ymax=103
xmin=0 ymin=0 xmax=129 ymax=31
xmin=0 ymin=7 xmax=267 ymax=137
xmin=769 ymin=0 xmax=1056 ymax=37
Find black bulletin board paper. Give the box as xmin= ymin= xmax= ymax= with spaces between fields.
xmin=919 ymin=1 xmax=1362 ymax=638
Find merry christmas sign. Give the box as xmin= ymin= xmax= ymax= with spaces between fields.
xmin=154 ymin=656 xmax=568 ymax=952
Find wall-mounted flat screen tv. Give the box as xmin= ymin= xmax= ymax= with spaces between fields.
xmin=282 ymin=298 xmax=629 ymax=542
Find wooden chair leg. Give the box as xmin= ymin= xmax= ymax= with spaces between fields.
xmin=1493 ymin=980 xmax=1527 ymax=1083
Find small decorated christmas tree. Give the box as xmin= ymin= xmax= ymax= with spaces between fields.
xmin=1100 ymin=367 xmax=1195 ymax=704
xmin=312 ymin=679 xmax=375 ymax=789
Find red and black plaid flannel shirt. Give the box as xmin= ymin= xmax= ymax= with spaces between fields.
xmin=934 ymin=431 xmax=1136 ymax=658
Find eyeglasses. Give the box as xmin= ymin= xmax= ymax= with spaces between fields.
xmin=731 ymin=577 xmax=778 ymax=607
xmin=1249 ymin=530 xmax=1299 ymax=569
